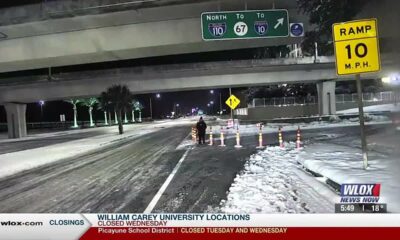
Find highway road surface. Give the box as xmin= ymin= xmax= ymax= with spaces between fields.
xmin=0 ymin=123 xmax=393 ymax=213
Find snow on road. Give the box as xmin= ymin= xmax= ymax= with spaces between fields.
xmin=219 ymin=142 xmax=335 ymax=214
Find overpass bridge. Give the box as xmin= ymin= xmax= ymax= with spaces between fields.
xmin=0 ymin=0 xmax=305 ymax=73
xmin=0 ymin=55 xmax=398 ymax=103
xmin=1 ymin=55 xmax=399 ymax=138
xmin=0 ymin=0 xmax=397 ymax=74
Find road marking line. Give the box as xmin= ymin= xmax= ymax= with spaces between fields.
xmin=144 ymin=147 xmax=191 ymax=213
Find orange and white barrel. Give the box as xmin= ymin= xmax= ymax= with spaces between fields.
xmin=220 ymin=127 xmax=226 ymax=147
xmin=192 ymin=126 xmax=197 ymax=143
xmin=257 ymin=125 xmax=264 ymax=149
xmin=234 ymin=127 xmax=242 ymax=148
xmin=209 ymin=126 xmax=213 ymax=146
xmin=278 ymin=127 xmax=284 ymax=148
xmin=296 ymin=126 xmax=301 ymax=149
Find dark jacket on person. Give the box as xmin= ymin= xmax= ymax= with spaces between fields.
xmin=196 ymin=119 xmax=207 ymax=134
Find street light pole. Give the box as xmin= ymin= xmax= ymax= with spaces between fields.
xmin=175 ymin=103 xmax=180 ymax=116
xmin=219 ymin=92 xmax=222 ymax=115
xmin=151 ymin=93 xmax=161 ymax=119
xmin=150 ymin=97 xmax=153 ymax=119
xmin=40 ymin=105 xmax=43 ymax=120
xmin=229 ymin=88 xmax=233 ymax=119
xmin=39 ymin=100 xmax=45 ymax=121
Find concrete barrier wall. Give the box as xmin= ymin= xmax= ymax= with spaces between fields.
xmin=336 ymin=101 xmax=395 ymax=112
xmin=238 ymin=100 xmax=394 ymax=121
xmin=241 ymin=105 xmax=319 ymax=121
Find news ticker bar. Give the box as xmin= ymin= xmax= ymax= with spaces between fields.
xmin=0 ymin=214 xmax=400 ymax=240
xmin=81 ymin=227 xmax=400 ymax=240
xmin=335 ymin=203 xmax=387 ymax=213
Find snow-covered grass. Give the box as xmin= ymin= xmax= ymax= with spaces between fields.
xmin=219 ymin=124 xmax=400 ymax=213
xmin=0 ymin=122 xmax=150 ymax=143
xmin=0 ymin=119 xmax=195 ymax=179
xmin=220 ymin=142 xmax=336 ymax=214
xmin=338 ymin=103 xmax=400 ymax=114
xmin=0 ymin=119 xmax=193 ymax=143
xmin=297 ymin=143 xmax=400 ymax=213
xmin=0 ymin=128 xmax=154 ymax=179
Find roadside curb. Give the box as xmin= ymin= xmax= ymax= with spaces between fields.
xmin=297 ymin=161 xmax=341 ymax=194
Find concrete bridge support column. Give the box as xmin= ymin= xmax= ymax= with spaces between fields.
xmin=317 ymin=81 xmax=336 ymax=115
xmin=4 ymin=103 xmax=27 ymax=138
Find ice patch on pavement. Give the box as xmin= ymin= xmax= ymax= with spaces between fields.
xmin=219 ymin=142 xmax=319 ymax=213
xmin=312 ymin=133 xmax=345 ymax=141
xmin=176 ymin=139 xmax=196 ymax=150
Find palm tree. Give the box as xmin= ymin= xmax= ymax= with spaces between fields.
xmin=65 ymin=99 xmax=82 ymax=128
xmin=114 ymin=111 xmax=118 ymax=125
xmin=123 ymin=107 xmax=129 ymax=124
xmin=82 ymin=98 xmax=98 ymax=127
xmin=98 ymin=93 xmax=112 ymax=126
xmin=100 ymin=85 xmax=132 ymax=134
xmin=131 ymin=106 xmax=136 ymax=123
xmin=130 ymin=100 xmax=137 ymax=122
xmin=131 ymin=100 xmax=144 ymax=122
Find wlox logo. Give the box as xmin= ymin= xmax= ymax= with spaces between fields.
xmin=340 ymin=184 xmax=381 ymax=203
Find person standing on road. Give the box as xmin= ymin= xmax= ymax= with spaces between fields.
xmin=196 ymin=117 xmax=207 ymax=144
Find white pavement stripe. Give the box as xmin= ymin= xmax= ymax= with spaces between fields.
xmin=143 ymin=147 xmax=191 ymax=213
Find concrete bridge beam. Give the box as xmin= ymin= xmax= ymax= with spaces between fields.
xmin=317 ymin=81 xmax=336 ymax=116
xmin=4 ymin=103 xmax=27 ymax=138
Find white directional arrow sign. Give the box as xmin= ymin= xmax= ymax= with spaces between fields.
xmin=274 ymin=18 xmax=284 ymax=29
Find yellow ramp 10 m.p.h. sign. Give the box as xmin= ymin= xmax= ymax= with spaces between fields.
xmin=333 ymin=19 xmax=380 ymax=75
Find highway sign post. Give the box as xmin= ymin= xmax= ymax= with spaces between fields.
xmin=201 ymin=10 xmax=289 ymax=41
xmin=333 ymin=19 xmax=381 ymax=169
xmin=226 ymin=93 xmax=240 ymax=129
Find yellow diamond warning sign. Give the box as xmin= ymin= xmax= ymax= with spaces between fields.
xmin=225 ymin=95 xmax=240 ymax=110
xmin=333 ymin=19 xmax=380 ymax=75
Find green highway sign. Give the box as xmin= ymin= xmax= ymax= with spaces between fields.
xmin=201 ymin=9 xmax=289 ymax=41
